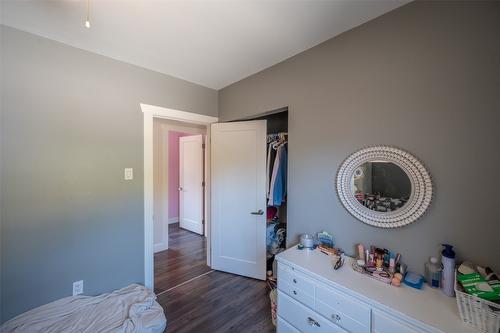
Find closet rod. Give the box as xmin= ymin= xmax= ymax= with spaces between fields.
xmin=267 ymin=132 xmax=288 ymax=138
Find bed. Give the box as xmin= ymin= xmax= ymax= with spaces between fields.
xmin=1 ymin=284 xmax=167 ymax=333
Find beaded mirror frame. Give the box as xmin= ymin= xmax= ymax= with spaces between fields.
xmin=336 ymin=146 xmax=433 ymax=228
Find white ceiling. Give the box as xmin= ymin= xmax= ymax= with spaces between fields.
xmin=1 ymin=0 xmax=409 ymax=89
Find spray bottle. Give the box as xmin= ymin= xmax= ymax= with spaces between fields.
xmin=441 ymin=244 xmax=456 ymax=297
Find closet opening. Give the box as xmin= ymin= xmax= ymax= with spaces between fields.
xmin=234 ymin=108 xmax=289 ymax=277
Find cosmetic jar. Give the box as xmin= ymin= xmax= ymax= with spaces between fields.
xmin=300 ymin=234 xmax=314 ymax=248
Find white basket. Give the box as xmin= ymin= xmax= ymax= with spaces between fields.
xmin=455 ymin=271 xmax=500 ymax=332
xmin=269 ymin=289 xmax=277 ymax=326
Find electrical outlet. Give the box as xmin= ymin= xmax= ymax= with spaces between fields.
xmin=73 ymin=280 xmax=83 ymax=296
xmin=124 ymin=168 xmax=133 ymax=180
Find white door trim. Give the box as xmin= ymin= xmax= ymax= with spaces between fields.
xmin=141 ymin=103 xmax=218 ymax=290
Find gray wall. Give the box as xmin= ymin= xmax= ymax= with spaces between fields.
xmin=219 ymin=2 xmax=500 ymax=274
xmin=0 ymin=21 xmax=4 ymax=325
xmin=0 ymin=25 xmax=217 ymax=322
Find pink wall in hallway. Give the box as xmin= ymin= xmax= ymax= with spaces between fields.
xmin=168 ymin=131 xmax=192 ymax=220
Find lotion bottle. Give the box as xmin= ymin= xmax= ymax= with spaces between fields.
xmin=441 ymin=244 xmax=456 ymax=297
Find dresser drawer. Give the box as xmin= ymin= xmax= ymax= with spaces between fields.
xmin=315 ymin=284 xmax=371 ymax=328
xmin=278 ymin=263 xmax=316 ymax=296
xmin=315 ymin=299 xmax=369 ymax=333
xmin=279 ymin=280 xmax=315 ymax=309
xmin=372 ymin=310 xmax=420 ymax=333
xmin=277 ymin=316 xmax=301 ymax=333
xmin=278 ymin=291 xmax=347 ymax=333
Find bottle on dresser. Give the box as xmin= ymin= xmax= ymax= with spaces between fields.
xmin=425 ymin=257 xmax=441 ymax=288
xmin=441 ymin=244 xmax=456 ymax=297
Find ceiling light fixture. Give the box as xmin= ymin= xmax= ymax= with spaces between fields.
xmin=84 ymin=0 xmax=91 ymax=28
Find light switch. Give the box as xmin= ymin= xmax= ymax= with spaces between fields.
xmin=124 ymin=168 xmax=133 ymax=180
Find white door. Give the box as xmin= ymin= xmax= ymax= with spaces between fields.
xmin=179 ymin=134 xmax=204 ymax=235
xmin=211 ymin=120 xmax=267 ymax=280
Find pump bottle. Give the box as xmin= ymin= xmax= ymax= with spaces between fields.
xmin=441 ymin=244 xmax=456 ymax=297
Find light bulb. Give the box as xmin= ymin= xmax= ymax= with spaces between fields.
xmin=85 ymin=20 xmax=91 ymax=28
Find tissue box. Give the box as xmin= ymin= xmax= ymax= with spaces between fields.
xmin=457 ymin=273 xmax=499 ymax=301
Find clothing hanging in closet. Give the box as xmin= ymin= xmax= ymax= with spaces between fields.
xmin=266 ymin=143 xmax=277 ymax=198
xmin=267 ymin=133 xmax=287 ymax=206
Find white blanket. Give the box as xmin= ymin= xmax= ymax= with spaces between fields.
xmin=1 ymin=284 xmax=167 ymax=333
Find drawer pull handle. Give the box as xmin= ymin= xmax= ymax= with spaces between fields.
xmin=332 ymin=314 xmax=341 ymax=322
xmin=293 ymin=290 xmax=297 ymax=295
xmin=307 ymin=317 xmax=321 ymax=327
xmin=293 ymin=278 xmax=297 ymax=283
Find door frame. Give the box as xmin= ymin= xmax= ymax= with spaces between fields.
xmin=141 ymin=103 xmax=218 ymax=290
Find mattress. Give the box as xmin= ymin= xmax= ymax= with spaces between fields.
xmin=1 ymin=284 xmax=167 ymax=333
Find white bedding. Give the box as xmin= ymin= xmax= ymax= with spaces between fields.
xmin=1 ymin=284 xmax=167 ymax=333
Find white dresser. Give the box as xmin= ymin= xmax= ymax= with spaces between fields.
xmin=275 ymin=247 xmax=479 ymax=333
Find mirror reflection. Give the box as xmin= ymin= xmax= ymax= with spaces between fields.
xmin=351 ymin=161 xmax=411 ymax=212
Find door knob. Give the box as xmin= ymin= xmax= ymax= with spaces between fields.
xmin=332 ymin=314 xmax=341 ymax=322
xmin=250 ymin=209 xmax=264 ymax=215
xmin=178 ymin=187 xmax=183 ymax=191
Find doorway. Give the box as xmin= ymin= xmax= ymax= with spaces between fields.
xmin=152 ymin=118 xmax=212 ymax=294
xmin=141 ymin=103 xmax=218 ymax=290
xmin=210 ymin=110 xmax=288 ymax=280
xmin=178 ymin=134 xmax=205 ymax=235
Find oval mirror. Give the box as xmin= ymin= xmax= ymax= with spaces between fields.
xmin=336 ymin=146 xmax=432 ymax=228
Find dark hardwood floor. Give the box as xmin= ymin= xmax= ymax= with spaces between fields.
xmin=157 ymin=271 xmax=275 ymax=333
xmin=154 ymin=223 xmax=212 ymax=294
xmin=154 ymin=223 xmax=275 ymax=333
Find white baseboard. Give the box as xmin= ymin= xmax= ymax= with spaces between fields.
xmin=168 ymin=217 xmax=179 ymax=224
xmin=154 ymin=242 xmax=168 ymax=253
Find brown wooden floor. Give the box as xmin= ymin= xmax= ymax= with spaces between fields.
xmin=157 ymin=271 xmax=275 ymax=333
xmin=154 ymin=223 xmax=275 ymax=333
xmin=154 ymin=223 xmax=212 ymax=294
